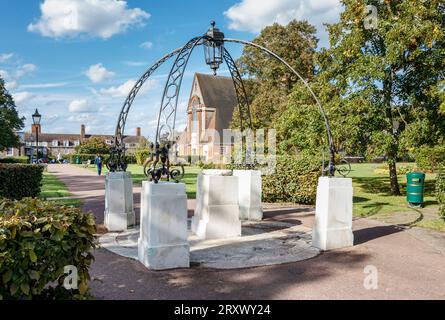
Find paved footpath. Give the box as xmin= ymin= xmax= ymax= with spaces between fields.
xmin=48 ymin=164 xmax=445 ymax=299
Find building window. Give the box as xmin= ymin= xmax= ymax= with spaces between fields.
xmin=63 ymin=140 xmax=70 ymax=147
xmin=6 ymin=148 xmax=13 ymax=156
xmin=74 ymin=140 xmax=80 ymax=146
xmin=105 ymin=139 xmax=112 ymax=145
xmin=192 ymin=99 xmax=199 ymax=133
xmin=52 ymin=140 xmax=59 ymax=147
xmin=125 ymin=143 xmax=130 ymax=149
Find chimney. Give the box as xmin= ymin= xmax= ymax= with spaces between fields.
xmin=31 ymin=124 xmax=41 ymax=136
xmin=136 ymin=127 xmax=141 ymax=137
xmin=80 ymin=124 xmax=85 ymax=140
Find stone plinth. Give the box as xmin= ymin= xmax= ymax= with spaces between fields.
xmin=192 ymin=170 xmax=241 ymax=239
xmin=312 ymin=177 xmax=354 ymax=250
xmin=138 ymin=181 xmax=189 ymax=270
xmin=233 ymin=170 xmax=263 ymax=221
xmin=104 ymin=171 xmax=135 ymax=231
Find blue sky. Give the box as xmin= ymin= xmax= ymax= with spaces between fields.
xmin=0 ymin=0 xmax=341 ymax=140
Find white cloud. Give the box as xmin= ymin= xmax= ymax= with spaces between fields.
xmin=14 ymin=91 xmax=36 ymax=104
xmin=15 ymin=64 xmax=37 ymax=78
xmin=99 ymin=79 xmax=158 ymax=98
xmin=140 ymin=41 xmax=153 ymax=49
xmin=124 ymin=61 xmax=147 ymax=67
xmin=84 ymin=63 xmax=115 ymax=83
xmin=224 ymin=0 xmax=342 ymax=46
xmin=28 ymin=0 xmax=150 ymax=39
xmin=20 ymin=82 xmax=69 ymax=89
xmin=0 ymin=53 xmax=14 ymax=63
xmin=68 ymin=99 xmax=95 ymax=113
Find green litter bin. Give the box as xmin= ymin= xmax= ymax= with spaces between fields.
xmin=406 ymin=172 xmax=426 ymax=208
xmin=76 ymin=156 xmax=80 ymax=164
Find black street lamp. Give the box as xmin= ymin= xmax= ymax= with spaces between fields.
xmin=204 ymin=21 xmax=224 ymax=75
xmin=32 ymin=109 xmax=41 ymax=163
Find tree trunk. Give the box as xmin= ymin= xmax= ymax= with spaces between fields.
xmin=388 ymin=157 xmax=401 ymax=196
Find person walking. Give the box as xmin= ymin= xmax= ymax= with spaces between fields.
xmin=94 ymin=154 xmax=103 ymax=176
xmin=57 ymin=152 xmax=62 ymax=164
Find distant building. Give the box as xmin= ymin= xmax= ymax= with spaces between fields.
xmin=0 ymin=124 xmax=142 ymax=159
xmin=176 ymin=73 xmax=238 ymax=162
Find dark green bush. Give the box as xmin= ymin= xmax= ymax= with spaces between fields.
xmin=262 ymin=154 xmax=321 ymax=205
xmin=435 ymin=166 xmax=445 ymax=220
xmin=415 ymin=145 xmax=445 ymax=172
xmin=0 ymin=164 xmax=43 ymax=199
xmin=0 ymin=156 xmax=29 ymax=164
xmin=0 ymin=198 xmax=96 ymax=300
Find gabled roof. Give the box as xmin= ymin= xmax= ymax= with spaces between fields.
xmin=194 ymin=73 xmax=238 ymax=132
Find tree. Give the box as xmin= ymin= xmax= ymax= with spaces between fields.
xmin=288 ymin=0 xmax=445 ymax=195
xmin=234 ymin=20 xmax=318 ymax=129
xmin=75 ymin=137 xmax=111 ymax=154
xmin=0 ymin=77 xmax=24 ymax=151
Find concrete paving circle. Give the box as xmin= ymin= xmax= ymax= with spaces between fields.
xmin=99 ymin=220 xmax=320 ymax=269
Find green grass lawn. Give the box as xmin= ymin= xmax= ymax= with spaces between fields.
xmin=349 ymin=163 xmax=438 ymax=217
xmin=40 ymin=173 xmax=81 ymax=207
xmin=80 ymin=164 xmax=201 ymax=198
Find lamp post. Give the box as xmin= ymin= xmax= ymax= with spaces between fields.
xmin=29 ymin=134 xmax=34 ymax=164
xmin=32 ymin=109 xmax=41 ymax=163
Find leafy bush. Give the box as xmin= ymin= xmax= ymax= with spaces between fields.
xmin=0 ymin=164 xmax=43 ymax=199
xmin=135 ymin=149 xmax=151 ymax=166
xmin=0 ymin=198 xmax=96 ymax=300
xmin=68 ymin=153 xmax=136 ymax=165
xmin=74 ymin=137 xmax=110 ymax=154
xmin=0 ymin=156 xmax=29 ymax=164
xmin=415 ymin=145 xmax=445 ymax=172
xmin=262 ymin=154 xmax=321 ymax=204
xmin=435 ymin=167 xmax=445 ymax=220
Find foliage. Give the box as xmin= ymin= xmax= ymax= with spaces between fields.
xmin=0 ymin=77 xmax=24 ymax=151
xmin=287 ymin=0 xmax=445 ymax=195
xmin=74 ymin=137 xmax=111 ymax=154
xmin=0 ymin=198 xmax=96 ymax=300
xmin=234 ymin=20 xmax=318 ymax=129
xmin=135 ymin=149 xmax=151 ymax=166
xmin=68 ymin=153 xmax=135 ymax=165
xmin=373 ymin=164 xmax=416 ymax=175
xmin=415 ymin=145 xmax=445 ymax=172
xmin=0 ymin=164 xmax=43 ymax=199
xmin=262 ymin=153 xmax=321 ymax=204
xmin=0 ymin=156 xmax=29 ymax=164
xmin=435 ymin=166 xmax=445 ymax=219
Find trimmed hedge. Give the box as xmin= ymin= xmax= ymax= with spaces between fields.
xmin=0 ymin=156 xmax=29 ymax=164
xmin=436 ymin=166 xmax=445 ymax=220
xmin=262 ymin=154 xmax=321 ymax=205
xmin=0 ymin=198 xmax=96 ymax=300
xmin=415 ymin=145 xmax=445 ymax=172
xmin=0 ymin=164 xmax=44 ymax=200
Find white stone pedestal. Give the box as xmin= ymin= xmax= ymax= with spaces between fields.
xmin=138 ymin=181 xmax=189 ymax=270
xmin=192 ymin=170 xmax=241 ymax=239
xmin=233 ymin=170 xmax=263 ymax=220
xmin=104 ymin=171 xmax=135 ymax=231
xmin=312 ymin=177 xmax=354 ymax=250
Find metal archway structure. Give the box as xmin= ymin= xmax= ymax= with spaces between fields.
xmin=108 ymin=22 xmax=338 ymax=181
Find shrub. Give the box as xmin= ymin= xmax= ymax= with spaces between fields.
xmin=0 ymin=198 xmax=96 ymax=300
xmin=262 ymin=154 xmax=321 ymax=205
xmin=0 ymin=164 xmax=43 ymax=200
xmin=415 ymin=145 xmax=445 ymax=172
xmin=0 ymin=156 xmax=29 ymax=164
xmin=135 ymin=149 xmax=151 ymax=166
xmin=435 ymin=166 xmax=445 ymax=220
xmin=68 ymin=153 xmax=136 ymax=165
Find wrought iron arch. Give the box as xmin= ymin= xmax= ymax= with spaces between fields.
xmin=108 ymin=22 xmax=339 ymax=180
